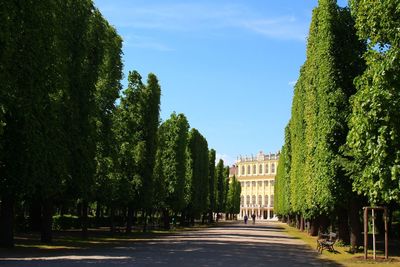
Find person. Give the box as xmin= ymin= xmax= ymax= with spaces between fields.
xmin=252 ymin=213 xmax=256 ymax=224
xmin=244 ymin=214 xmax=248 ymax=224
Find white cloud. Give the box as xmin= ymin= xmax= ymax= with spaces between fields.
xmin=237 ymin=17 xmax=307 ymax=41
xmin=288 ymin=80 xmax=297 ymax=86
xmin=99 ymin=2 xmax=308 ymax=42
xmin=122 ymin=34 xmax=174 ymax=52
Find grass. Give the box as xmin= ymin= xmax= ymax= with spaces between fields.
xmin=281 ymin=223 xmax=400 ymax=267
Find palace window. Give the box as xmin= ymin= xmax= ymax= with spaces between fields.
xmin=258 ymin=181 xmax=262 ymax=187
xmin=271 ymin=163 xmax=275 ymax=173
xmin=252 ymin=195 xmax=256 ymax=204
xmin=270 ymin=180 xmax=275 ymax=186
xmin=270 ymin=195 xmax=274 ymax=207
xmin=264 ymin=180 xmax=268 ymax=187
xmin=246 ymin=195 xmax=250 ymax=205
xmin=252 ymin=181 xmax=256 ymax=187
xmin=258 ymin=195 xmax=262 ymax=205
xmin=247 ymin=165 xmax=250 ymax=175
xmin=265 ymin=195 xmax=269 ymax=206
xmin=241 ymin=196 xmax=244 ymax=205
xmin=241 ymin=166 xmax=245 ymax=175
xmin=265 ymin=164 xmax=269 ymax=174
xmin=253 ymin=165 xmax=256 ymax=175
xmin=246 ymin=181 xmax=250 ymax=187
xmin=259 ymin=164 xmax=263 ymax=174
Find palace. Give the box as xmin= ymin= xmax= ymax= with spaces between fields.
xmin=230 ymin=151 xmax=279 ymax=220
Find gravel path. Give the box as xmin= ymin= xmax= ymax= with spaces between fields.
xmin=0 ymin=222 xmax=341 ymax=266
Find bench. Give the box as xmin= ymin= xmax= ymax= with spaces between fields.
xmin=317 ymin=232 xmax=337 ymax=253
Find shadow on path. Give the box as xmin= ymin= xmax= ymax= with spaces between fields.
xmin=0 ymin=223 xmax=343 ymax=267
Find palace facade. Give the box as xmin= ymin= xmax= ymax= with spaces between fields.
xmin=230 ymin=151 xmax=279 ymax=220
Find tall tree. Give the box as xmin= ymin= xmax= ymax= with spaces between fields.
xmin=275 ymin=124 xmax=292 ymax=219
xmin=0 ymin=0 xmax=69 ymax=246
xmin=207 ymin=149 xmax=217 ymax=222
xmin=226 ymin=175 xmax=241 ymax=218
xmin=93 ymin=20 xmax=123 ymax=228
xmin=114 ymin=71 xmax=144 ymax=232
xmin=137 ymin=73 xmax=161 ymax=231
xmin=153 ymin=113 xmax=190 ymax=228
xmin=187 ymin=129 xmax=209 ymax=223
xmin=278 ymin=0 xmax=365 ymax=244
xmin=215 ymin=159 xmax=226 ymax=219
xmin=346 ymin=0 xmax=400 ymax=205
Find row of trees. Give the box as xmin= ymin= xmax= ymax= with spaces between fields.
xmin=0 ymin=0 xmax=240 ymax=248
xmin=275 ymin=0 xmax=399 ymax=252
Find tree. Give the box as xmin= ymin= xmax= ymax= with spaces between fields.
xmin=226 ymin=175 xmax=241 ymax=218
xmin=215 ymin=159 xmax=226 ymax=219
xmin=114 ymin=70 xmax=150 ymax=232
xmin=187 ymin=129 xmax=209 ymax=223
xmin=278 ymin=0 xmax=365 ymax=244
xmin=207 ymin=149 xmax=217 ymax=222
xmin=153 ymin=113 xmax=190 ymax=228
xmin=275 ymin=124 xmax=292 ymax=219
xmin=346 ymin=0 xmax=400 ymax=205
xmin=93 ymin=20 xmax=123 ymax=228
xmin=61 ymin=1 xmax=107 ymax=239
xmin=137 ymin=73 xmax=161 ymax=231
xmin=0 ymin=0 xmax=69 ymax=246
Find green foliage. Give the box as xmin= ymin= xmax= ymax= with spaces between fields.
xmin=226 ymin=175 xmax=241 ymax=215
xmin=280 ymin=0 xmax=364 ymax=219
xmin=52 ymin=215 xmax=80 ymax=230
xmin=275 ymin=124 xmax=292 ymax=216
xmin=215 ymin=159 xmax=227 ymax=213
xmin=346 ymin=0 xmax=400 ymax=204
xmin=187 ymin=129 xmax=209 ymax=218
xmin=154 ymin=113 xmax=190 ymax=214
xmin=114 ymin=70 xmax=161 ymax=211
xmin=208 ymin=149 xmax=217 ymax=214
xmin=94 ymin=16 xmax=123 ymax=209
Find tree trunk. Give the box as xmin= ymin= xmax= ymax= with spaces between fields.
xmin=81 ymin=200 xmax=88 ymax=239
xmin=29 ymin=198 xmax=42 ymax=232
xmin=180 ymin=211 xmax=186 ymax=226
xmin=337 ymin=208 xmax=350 ymax=244
xmin=310 ymin=217 xmax=320 ymax=236
xmin=95 ymin=202 xmax=101 ymax=227
xmin=375 ymin=209 xmax=384 ymax=237
xmin=142 ymin=210 xmax=147 ymax=232
xmin=349 ymin=198 xmax=361 ymax=253
xmin=41 ymin=200 xmax=53 ymax=243
xmin=300 ymin=215 xmax=305 ymax=231
xmin=126 ymin=206 xmax=134 ymax=233
xmin=162 ymin=209 xmax=170 ymax=230
xmin=208 ymin=210 xmax=214 ymax=223
xmin=318 ymin=214 xmax=330 ymax=234
xmin=0 ymin=196 xmax=14 ymax=247
xmin=388 ymin=207 xmax=394 ymax=238
xmin=110 ymin=206 xmax=116 ymax=234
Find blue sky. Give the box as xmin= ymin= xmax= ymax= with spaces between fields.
xmin=94 ymin=0 xmax=348 ymax=166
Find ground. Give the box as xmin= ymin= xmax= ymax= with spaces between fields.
xmin=0 ymin=222 xmax=340 ymax=266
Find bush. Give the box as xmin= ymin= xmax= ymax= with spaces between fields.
xmin=52 ymin=214 xmax=79 ymax=230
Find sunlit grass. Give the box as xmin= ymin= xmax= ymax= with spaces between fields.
xmin=281 ymin=223 xmax=400 ymax=266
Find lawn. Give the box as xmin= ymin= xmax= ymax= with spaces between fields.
xmin=282 ymin=223 xmax=400 ymax=267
